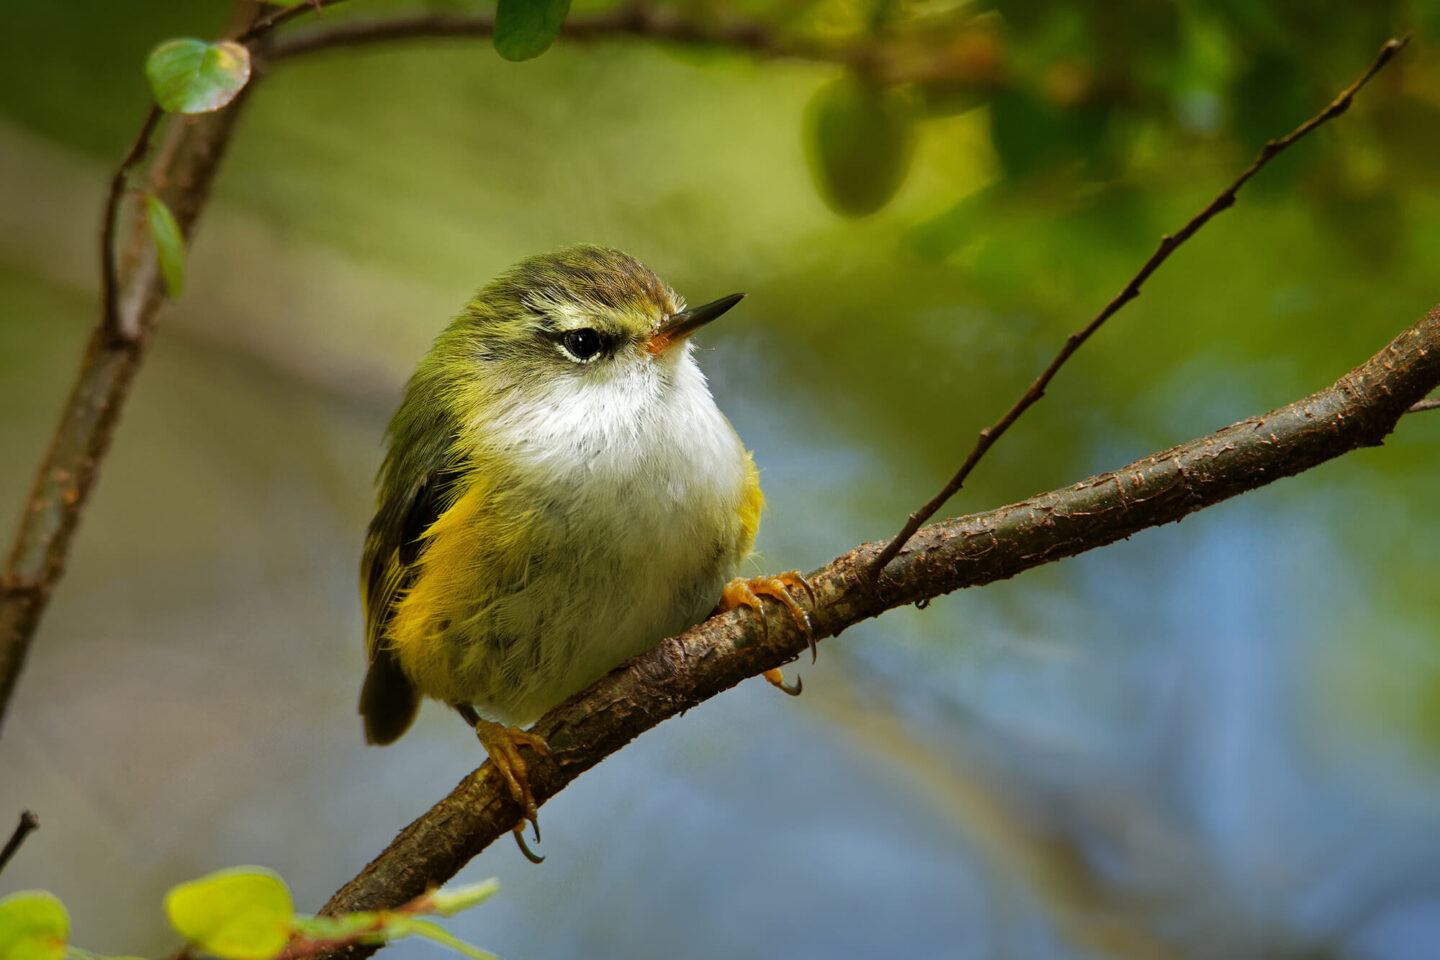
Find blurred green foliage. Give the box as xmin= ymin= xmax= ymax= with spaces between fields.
xmin=494 ymin=0 xmax=573 ymax=60
xmin=165 ymin=868 xmax=295 ymax=960
xmin=806 ymin=75 xmax=916 ymax=215
xmin=0 ymin=890 xmax=70 ymax=960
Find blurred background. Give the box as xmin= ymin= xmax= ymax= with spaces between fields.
xmin=3 ymin=1 xmax=1440 ymax=958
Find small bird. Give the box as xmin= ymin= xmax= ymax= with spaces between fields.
xmin=359 ymin=246 xmax=812 ymax=853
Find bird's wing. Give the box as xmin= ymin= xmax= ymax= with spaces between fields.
xmin=359 ymin=401 xmax=462 ymax=744
xmin=362 ymin=469 xmax=458 ymax=650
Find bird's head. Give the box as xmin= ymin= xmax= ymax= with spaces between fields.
xmin=457 ymin=246 xmax=744 ymax=392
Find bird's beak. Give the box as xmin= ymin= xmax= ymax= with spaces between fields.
xmin=647 ymin=292 xmax=746 ymax=354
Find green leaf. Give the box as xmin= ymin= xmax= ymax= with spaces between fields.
xmin=804 ymin=76 xmax=915 ymax=217
xmin=164 ymin=867 xmax=294 ymax=960
xmin=425 ymin=880 xmax=499 ymax=917
xmin=146 ymin=38 xmax=252 ymax=114
xmin=388 ymin=918 xmax=500 ymax=960
xmin=0 ymin=891 xmax=69 ymax=960
xmin=144 ymin=196 xmax=185 ymax=299
xmin=494 ymin=0 xmax=572 ymax=62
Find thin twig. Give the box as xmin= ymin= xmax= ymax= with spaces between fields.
xmin=315 ymin=306 xmax=1440 ymax=955
xmin=100 ymin=105 xmax=162 ymax=340
xmin=264 ymin=3 xmax=993 ymax=84
xmin=271 ymin=7 xmax=848 ymax=65
xmin=1409 ymin=397 xmax=1440 ymax=413
xmin=868 ymin=34 xmax=1411 ymax=576
xmin=0 ymin=810 xmax=39 ymax=876
xmin=237 ymin=0 xmax=351 ymax=42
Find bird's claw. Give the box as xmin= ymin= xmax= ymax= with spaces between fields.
xmin=718 ymin=571 xmax=817 ymax=694
xmin=472 ymin=718 xmax=549 ymax=857
xmin=762 ymin=667 xmax=803 ymax=696
xmin=512 ymin=822 xmax=545 ymax=864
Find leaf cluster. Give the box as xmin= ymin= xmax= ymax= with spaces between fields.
xmin=0 ymin=869 xmax=499 ymax=960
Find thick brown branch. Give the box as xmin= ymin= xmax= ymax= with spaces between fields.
xmin=868 ymin=34 xmax=1410 ymax=575
xmin=317 ymin=307 xmax=1440 ymax=953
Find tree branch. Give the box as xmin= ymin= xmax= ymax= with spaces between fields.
xmin=0 ymin=101 xmax=257 ymax=733
xmin=316 ymin=305 xmax=1440 ymax=951
xmin=100 ymin=104 xmax=162 ymax=340
xmin=0 ymin=2 xmax=275 ymax=733
xmin=237 ymin=0 xmax=352 ymax=42
xmin=867 ymin=34 xmax=1411 ymax=575
xmin=0 ymin=810 xmax=39 ymax=876
xmin=268 ymin=4 xmax=974 ymax=84
xmin=272 ymin=7 xmax=838 ymax=63
xmin=0 ymin=0 xmax=366 ymax=733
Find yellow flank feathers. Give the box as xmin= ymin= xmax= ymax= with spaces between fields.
xmin=738 ymin=451 xmax=764 ymax=558
xmin=386 ymin=472 xmax=530 ymax=707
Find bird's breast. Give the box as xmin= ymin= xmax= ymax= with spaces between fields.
xmin=431 ymin=363 xmax=754 ymax=721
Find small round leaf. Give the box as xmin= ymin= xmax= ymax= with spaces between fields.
xmin=494 ymin=0 xmax=572 ymax=62
xmin=146 ymin=38 xmax=252 ymax=114
xmin=164 ymin=867 xmax=294 ymax=960
xmin=805 ymin=76 xmax=916 ymax=217
xmin=0 ymin=891 xmax=69 ymax=960
xmin=145 ymin=195 xmax=186 ymax=299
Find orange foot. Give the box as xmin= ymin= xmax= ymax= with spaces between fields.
xmin=460 ymin=707 xmax=550 ymax=863
xmin=717 ymin=572 xmax=817 ymax=696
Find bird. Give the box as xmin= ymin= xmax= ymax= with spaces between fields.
xmin=359 ymin=246 xmax=812 ymax=855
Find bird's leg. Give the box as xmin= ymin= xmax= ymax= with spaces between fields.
xmin=716 ymin=571 xmax=817 ymax=695
xmin=455 ymin=703 xmax=549 ymax=861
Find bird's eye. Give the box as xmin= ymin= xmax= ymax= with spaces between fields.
xmin=560 ymin=328 xmax=604 ymax=362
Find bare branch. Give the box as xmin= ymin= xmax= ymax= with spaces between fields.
xmin=269 ymin=5 xmax=955 ymax=83
xmin=0 ymin=810 xmax=39 ymax=876
xmin=867 ymin=34 xmax=1411 ymax=576
xmin=1409 ymin=397 xmax=1440 ymax=413
xmin=237 ymin=0 xmax=352 ymax=42
xmin=315 ymin=306 xmax=1440 ymax=953
xmin=269 ymin=7 xmax=840 ymax=64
